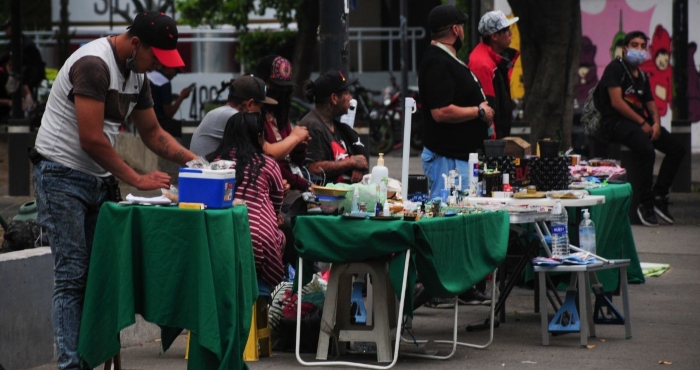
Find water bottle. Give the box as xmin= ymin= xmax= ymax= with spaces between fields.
xmin=579 ymin=209 xmax=596 ymax=255
xmin=550 ymin=200 xmax=569 ymax=257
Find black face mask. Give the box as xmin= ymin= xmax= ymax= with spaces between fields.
xmin=452 ymin=34 xmax=463 ymax=53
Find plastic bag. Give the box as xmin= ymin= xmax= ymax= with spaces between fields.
xmin=1 ymin=220 xmax=41 ymax=253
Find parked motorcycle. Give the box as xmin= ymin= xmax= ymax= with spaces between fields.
xmin=369 ymin=74 xmax=423 ymax=155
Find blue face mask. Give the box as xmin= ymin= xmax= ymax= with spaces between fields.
xmin=625 ymin=49 xmax=648 ymax=66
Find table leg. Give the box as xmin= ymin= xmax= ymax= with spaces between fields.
xmin=585 ymin=272 xmax=596 ymax=338
xmin=620 ymin=266 xmax=632 ymax=339
xmin=577 ymin=271 xmax=589 ymax=347
xmin=539 ymin=271 xmax=549 ymax=346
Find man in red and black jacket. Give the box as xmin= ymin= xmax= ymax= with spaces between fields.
xmin=468 ymin=10 xmax=520 ymax=139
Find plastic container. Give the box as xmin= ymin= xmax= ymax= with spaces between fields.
xmin=579 ymin=209 xmax=596 ymax=254
xmin=502 ymin=173 xmax=512 ymax=192
xmin=351 ymin=187 xmax=360 ymax=213
xmin=468 ymin=153 xmax=479 ymax=196
xmin=316 ymin=195 xmax=346 ymax=214
xmin=370 ymin=153 xmax=389 ymax=203
xmin=550 ymin=200 xmax=569 ymax=257
xmin=178 ymin=168 xmax=236 ymax=208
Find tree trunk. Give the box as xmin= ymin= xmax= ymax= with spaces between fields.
xmin=292 ymin=0 xmax=320 ymax=99
xmin=508 ymin=0 xmax=581 ymax=149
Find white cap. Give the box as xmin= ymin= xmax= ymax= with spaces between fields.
xmin=502 ymin=173 xmax=510 ymax=184
xmin=469 ymin=153 xmax=479 ymax=162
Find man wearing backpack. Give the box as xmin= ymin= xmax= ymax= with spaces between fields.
xmin=596 ymin=31 xmax=684 ymax=226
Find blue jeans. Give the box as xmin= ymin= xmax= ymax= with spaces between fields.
xmin=421 ymin=147 xmax=470 ymax=200
xmin=33 ymin=161 xmax=108 ymax=370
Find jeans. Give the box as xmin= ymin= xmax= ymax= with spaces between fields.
xmin=33 ymin=161 xmax=108 ymax=370
xmin=610 ymin=119 xmax=685 ymax=205
xmin=421 ymin=147 xmax=471 ymax=200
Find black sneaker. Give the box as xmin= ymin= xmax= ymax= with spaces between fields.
xmin=654 ymin=195 xmax=674 ymax=224
xmin=424 ymin=297 xmax=456 ymax=309
xmin=457 ymin=288 xmax=492 ymax=306
xmin=637 ymin=203 xmax=659 ymax=227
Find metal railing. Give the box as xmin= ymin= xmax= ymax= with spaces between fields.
xmin=2 ymin=26 xmax=426 ymax=74
xmin=348 ymin=27 xmax=426 ymax=73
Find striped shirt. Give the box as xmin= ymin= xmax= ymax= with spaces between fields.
xmin=230 ymin=151 xmax=286 ymax=287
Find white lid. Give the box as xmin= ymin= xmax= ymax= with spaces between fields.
xmin=469 ymin=153 xmax=479 ymax=162
xmin=502 ymin=173 xmax=510 ymax=183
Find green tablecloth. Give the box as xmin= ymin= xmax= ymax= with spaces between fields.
xmin=78 ymin=203 xmax=258 ymax=370
xmin=293 ymin=211 xmax=510 ymax=314
xmin=586 ymin=183 xmax=645 ymax=288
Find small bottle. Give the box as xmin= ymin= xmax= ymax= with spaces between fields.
xmin=383 ymin=202 xmax=391 ymax=216
xmin=351 ymin=187 xmax=360 ymax=213
xmin=502 ymin=173 xmax=512 ymax=192
xmin=468 ymin=153 xmax=479 ymax=196
xmin=579 ymin=209 xmax=596 ymax=255
xmin=550 ymin=200 xmax=569 ymax=257
xmin=370 ymin=153 xmax=389 ymax=204
xmin=375 ymin=200 xmax=382 ymax=217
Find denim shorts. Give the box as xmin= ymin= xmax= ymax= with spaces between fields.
xmin=421 ymin=147 xmax=470 ymax=199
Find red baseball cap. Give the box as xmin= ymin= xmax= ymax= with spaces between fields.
xmin=128 ymin=12 xmax=185 ymax=68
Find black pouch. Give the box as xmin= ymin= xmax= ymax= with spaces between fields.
xmin=28 ymin=147 xmax=45 ymax=165
xmin=103 ymin=176 xmax=123 ymax=202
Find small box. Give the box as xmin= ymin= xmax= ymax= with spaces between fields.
xmin=407 ymin=174 xmax=429 ymax=203
xmin=503 ymin=136 xmax=531 ymax=158
xmin=179 ymin=168 xmax=236 ymax=208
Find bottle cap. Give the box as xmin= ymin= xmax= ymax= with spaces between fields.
xmin=469 ymin=153 xmax=479 ymax=162
xmin=502 ymin=173 xmax=510 ymax=184
xmin=377 ymin=153 xmax=384 ymax=166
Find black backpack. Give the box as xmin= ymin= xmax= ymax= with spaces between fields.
xmin=581 ymin=59 xmax=645 ymax=143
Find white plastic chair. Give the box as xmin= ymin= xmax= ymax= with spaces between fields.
xmin=295 ymin=250 xmax=411 ymax=369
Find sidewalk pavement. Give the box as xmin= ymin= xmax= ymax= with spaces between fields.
xmin=12 ymin=152 xmax=700 ymax=370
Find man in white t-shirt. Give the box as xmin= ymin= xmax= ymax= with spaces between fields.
xmin=32 ymin=12 xmax=197 ymax=369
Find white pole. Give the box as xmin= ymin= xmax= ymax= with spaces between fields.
xmin=401 ymin=98 xmax=417 ymax=201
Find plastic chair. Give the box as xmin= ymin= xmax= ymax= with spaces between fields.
xmin=295 ymin=251 xmax=411 ymax=369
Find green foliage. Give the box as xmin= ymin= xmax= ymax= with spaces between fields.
xmin=176 ymin=0 xmax=300 ymax=29
xmin=237 ymin=29 xmax=297 ymax=72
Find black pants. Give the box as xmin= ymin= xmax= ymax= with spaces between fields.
xmin=610 ymin=119 xmax=685 ymax=205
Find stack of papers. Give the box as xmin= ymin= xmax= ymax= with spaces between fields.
xmin=533 ymin=252 xmax=597 ymax=266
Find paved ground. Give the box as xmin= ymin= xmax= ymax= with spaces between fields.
xmin=2 ymin=136 xmax=699 ymax=370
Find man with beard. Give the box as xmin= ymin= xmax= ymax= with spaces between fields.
xmin=299 ymin=70 xmax=369 ymax=184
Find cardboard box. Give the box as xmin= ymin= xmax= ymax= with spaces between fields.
xmin=503 ymin=136 xmax=531 ymax=158
xmin=179 ymin=168 xmax=236 ymax=208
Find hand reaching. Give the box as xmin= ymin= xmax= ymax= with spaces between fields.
xmin=135 ymin=171 xmax=171 ymax=190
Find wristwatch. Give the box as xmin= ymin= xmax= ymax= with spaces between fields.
xmin=478 ymin=107 xmax=485 ymax=118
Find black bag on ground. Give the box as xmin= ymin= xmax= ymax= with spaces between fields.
xmin=1 ymin=220 xmax=41 ymax=253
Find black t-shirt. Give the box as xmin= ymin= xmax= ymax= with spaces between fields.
xmin=597 ymin=58 xmax=653 ymax=126
xmin=418 ymin=44 xmax=488 ymax=160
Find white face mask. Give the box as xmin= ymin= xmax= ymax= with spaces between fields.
xmin=625 ymin=49 xmax=648 ymax=66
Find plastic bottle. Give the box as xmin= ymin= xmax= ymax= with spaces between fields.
xmin=371 ymin=153 xmax=389 ymax=203
xmin=579 ymin=209 xmax=596 ymax=255
xmin=351 ymin=187 xmax=360 ymax=213
xmin=502 ymin=173 xmax=512 ymax=192
xmin=468 ymin=153 xmax=479 ymax=196
xmin=383 ymin=202 xmax=391 ymax=216
xmin=550 ymin=200 xmax=569 ymax=257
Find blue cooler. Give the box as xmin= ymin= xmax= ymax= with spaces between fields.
xmin=178 ymin=168 xmax=236 ymax=208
